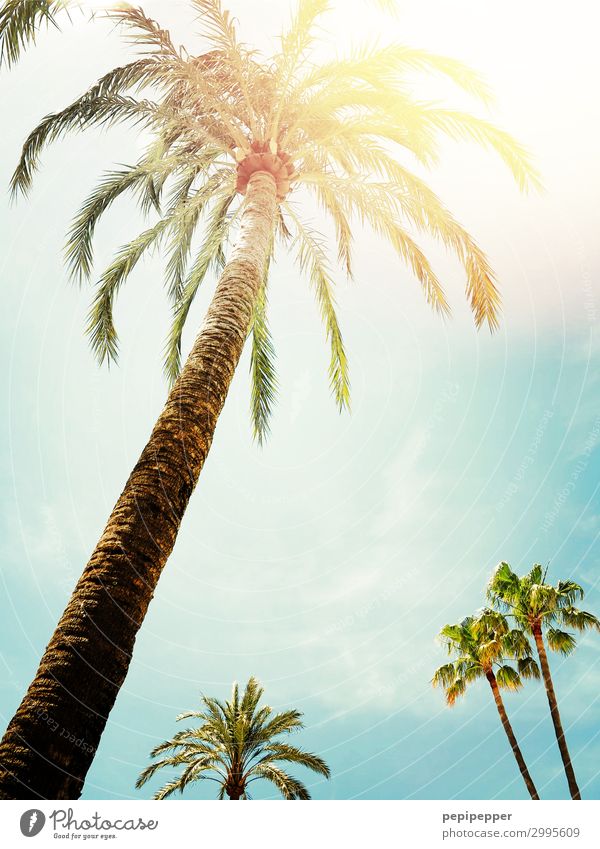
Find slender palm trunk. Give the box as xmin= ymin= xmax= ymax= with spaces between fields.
xmin=485 ymin=670 xmax=539 ymax=800
xmin=532 ymin=625 xmax=581 ymax=799
xmin=0 ymin=172 xmax=278 ymax=800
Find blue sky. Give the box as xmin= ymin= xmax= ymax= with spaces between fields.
xmin=1 ymin=0 xmax=599 ymax=800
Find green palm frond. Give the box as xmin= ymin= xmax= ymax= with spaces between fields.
xmin=556 ymin=582 xmax=585 ymax=607
xmin=546 ymin=628 xmax=577 ymax=656
xmin=560 ymin=606 xmax=600 ymax=632
xmin=136 ymin=752 xmax=194 ymax=788
xmin=66 ymin=165 xmax=153 ymax=283
xmin=250 ymin=253 xmax=278 ymax=445
xmin=149 ymin=732 xmax=214 ymax=758
xmin=11 ymin=89 xmax=159 ymax=197
xmin=86 ymin=215 xmax=171 ymax=365
xmin=251 ymin=708 xmax=304 ymax=743
xmin=431 ymin=662 xmax=457 ymax=689
xmin=495 ymin=664 xmax=522 ymax=691
xmin=153 ymin=775 xmax=188 ymax=800
xmin=284 ymin=206 xmax=350 ymax=410
xmin=255 ymin=743 xmax=331 ymax=778
xmin=487 ymin=562 xmax=524 ymax=613
xmin=163 ymin=190 xmax=237 ymax=384
xmin=517 ymin=656 xmax=540 ymax=680
xmin=503 ymin=628 xmax=534 ymax=659
xmin=249 ymin=763 xmax=311 ymax=799
xmin=438 ymin=623 xmax=466 ymax=648
xmin=0 ymin=0 xmax=74 ymax=68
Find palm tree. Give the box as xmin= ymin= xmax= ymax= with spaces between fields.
xmin=488 ymin=562 xmax=600 ymax=800
xmin=136 ymin=677 xmax=330 ymax=799
xmin=0 ymin=0 xmax=539 ymax=800
xmin=433 ymin=610 xmax=541 ymax=800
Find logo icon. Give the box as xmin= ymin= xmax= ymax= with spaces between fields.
xmin=20 ymin=810 xmax=46 ymax=837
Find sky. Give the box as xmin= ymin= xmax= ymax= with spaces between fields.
xmin=1 ymin=0 xmax=600 ymax=800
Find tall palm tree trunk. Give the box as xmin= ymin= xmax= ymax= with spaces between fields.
xmin=0 ymin=171 xmax=278 ymax=801
xmin=485 ymin=671 xmax=539 ymax=800
xmin=532 ymin=626 xmax=581 ymax=799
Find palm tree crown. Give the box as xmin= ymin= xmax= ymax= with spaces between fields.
xmin=8 ymin=0 xmax=538 ymax=441
xmin=136 ymin=677 xmax=330 ymax=799
xmin=488 ymin=562 xmax=600 ymax=652
xmin=433 ymin=609 xmax=539 ymax=704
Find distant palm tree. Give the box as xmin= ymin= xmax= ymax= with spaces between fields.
xmin=488 ymin=563 xmax=600 ymax=800
xmin=0 ymin=0 xmax=538 ymax=799
xmin=136 ymin=677 xmax=330 ymax=799
xmin=433 ymin=610 xmax=540 ymax=799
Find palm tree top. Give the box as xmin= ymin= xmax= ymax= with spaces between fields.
xmin=136 ymin=676 xmax=330 ymax=799
xmin=4 ymin=1 xmax=540 ymax=442
xmin=433 ymin=609 xmax=539 ymax=705
xmin=488 ymin=562 xmax=600 ymax=653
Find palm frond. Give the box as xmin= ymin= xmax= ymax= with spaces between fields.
xmin=135 ymin=752 xmax=193 ymax=788
xmin=107 ymin=4 xmax=181 ymax=58
xmin=240 ymin=676 xmax=264 ymax=716
xmin=495 ymin=664 xmax=522 ymax=691
xmin=560 ymin=606 xmax=600 ymax=633
xmin=517 ymin=656 xmax=540 ymax=680
xmin=284 ymin=205 xmax=350 ymax=410
xmin=163 ymin=190 xmax=236 ymax=384
xmin=65 ymin=165 xmax=150 ymax=283
xmin=11 ymin=89 xmax=158 ymax=197
xmin=0 ymin=0 xmax=74 ymax=68
xmin=86 ymin=214 xmax=173 ymax=365
xmin=421 ymin=108 xmax=542 ymax=192
xmin=250 ymin=250 xmax=278 ymax=445
xmin=445 ymin=677 xmax=466 ymax=706
xmin=256 ymin=743 xmax=331 ymax=778
xmin=299 ymin=174 xmax=452 ymax=320
xmin=192 ymin=0 xmax=259 ymax=137
xmin=250 ymin=763 xmax=311 ymax=799
xmin=432 ymin=662 xmax=457 ymax=689
xmin=546 ymin=628 xmax=577 ymax=656
xmin=556 ymin=581 xmax=585 ymax=607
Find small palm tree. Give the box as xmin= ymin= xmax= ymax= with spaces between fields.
xmin=433 ymin=610 xmax=540 ymax=800
xmin=136 ymin=678 xmax=330 ymax=799
xmin=488 ymin=563 xmax=600 ymax=800
xmin=0 ymin=0 xmax=538 ymax=799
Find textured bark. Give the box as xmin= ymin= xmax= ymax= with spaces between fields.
xmin=0 ymin=172 xmax=278 ymax=800
xmin=486 ymin=670 xmax=539 ymax=800
xmin=532 ymin=625 xmax=581 ymax=799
